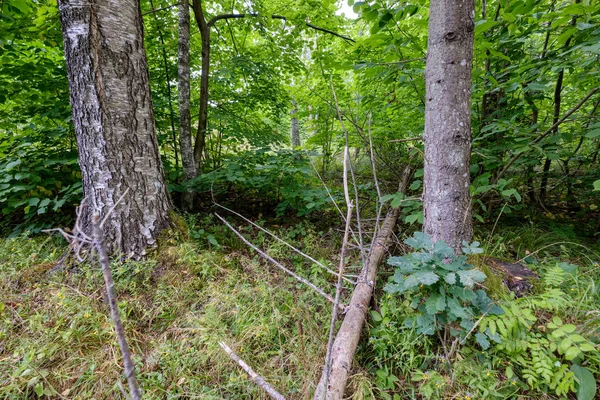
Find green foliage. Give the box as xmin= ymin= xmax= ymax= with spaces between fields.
xmin=384 ymin=233 xmax=503 ymax=340
xmin=184 ymin=147 xmax=337 ymax=216
xmin=480 ymin=265 xmax=599 ymax=398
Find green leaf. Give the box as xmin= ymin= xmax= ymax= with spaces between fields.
xmin=565 ymin=346 xmax=581 ymax=360
xmin=475 ymin=332 xmax=490 ymax=349
xmin=571 ymin=365 xmax=597 ymax=400
xmin=506 ymin=366 xmax=514 ymax=379
xmin=34 ymin=383 xmax=44 ymax=397
xmin=594 ymin=180 xmax=600 ymax=191
xmin=585 ymin=128 xmax=600 ymax=138
xmin=445 ymin=272 xmax=456 ymax=285
xmin=562 ymin=324 xmax=576 ymax=333
xmin=457 ymin=269 xmax=486 ymax=288
xmin=475 ymin=20 xmax=499 ymax=35
xmin=425 ymin=293 xmax=446 ymax=314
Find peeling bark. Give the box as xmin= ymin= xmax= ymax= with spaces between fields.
xmin=58 ymin=0 xmax=172 ymax=258
xmin=423 ymin=0 xmax=474 ymax=253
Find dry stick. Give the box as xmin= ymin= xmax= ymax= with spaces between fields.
xmin=313 ymin=165 xmax=412 ymax=400
xmin=494 ymin=86 xmax=599 ymax=184
xmin=92 ymin=214 xmax=141 ymax=400
xmin=330 ymin=79 xmax=367 ymax=270
xmin=215 ymin=213 xmax=344 ymax=312
xmin=323 ymin=204 xmax=353 ymax=395
xmin=219 ymin=342 xmax=286 ymax=400
xmin=367 ymin=113 xmax=384 ymax=257
xmin=322 ymin=128 xmax=354 ymax=398
xmin=215 ymin=203 xmax=354 ymax=284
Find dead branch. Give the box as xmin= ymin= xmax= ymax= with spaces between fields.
xmin=215 ymin=213 xmax=345 ymax=312
xmin=92 ymin=214 xmax=141 ymax=400
xmin=215 ymin=203 xmax=353 ymax=284
xmin=313 ymin=165 xmax=413 ymax=400
xmin=219 ymin=342 xmax=286 ymax=400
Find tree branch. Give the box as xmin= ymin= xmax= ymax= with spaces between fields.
xmin=494 ymin=86 xmax=599 ymax=184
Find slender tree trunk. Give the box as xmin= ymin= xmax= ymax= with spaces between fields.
xmin=540 ymin=1 xmax=580 ymax=204
xmin=423 ymin=0 xmax=475 ymax=253
xmin=291 ymin=98 xmax=301 ymax=148
xmin=179 ymin=0 xmax=196 ymax=210
xmin=148 ymin=0 xmax=179 ymax=173
xmin=192 ymin=0 xmax=209 ymax=173
xmin=58 ymin=0 xmax=172 ymax=258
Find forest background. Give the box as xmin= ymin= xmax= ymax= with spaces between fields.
xmin=1 ymin=0 xmax=600 ymax=398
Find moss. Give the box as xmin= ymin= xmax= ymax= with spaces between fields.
xmin=469 ymin=254 xmax=512 ymax=300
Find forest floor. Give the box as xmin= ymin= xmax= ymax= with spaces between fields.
xmin=1 ymin=211 xmax=599 ymax=399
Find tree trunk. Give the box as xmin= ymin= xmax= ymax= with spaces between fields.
xmin=148 ymin=0 xmax=178 ymax=173
xmin=539 ymin=1 xmax=580 ymax=204
xmin=179 ymin=0 xmax=196 ymax=210
xmin=58 ymin=0 xmax=172 ymax=258
xmin=192 ymin=0 xmax=209 ymax=173
xmin=423 ymin=0 xmax=474 ymax=253
xmin=291 ymin=99 xmax=301 ymax=148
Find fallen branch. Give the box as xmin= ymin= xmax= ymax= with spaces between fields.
xmin=215 ymin=203 xmax=353 ymax=284
xmin=215 ymin=213 xmax=345 ymax=312
xmin=313 ymin=165 xmax=412 ymax=400
xmin=219 ymin=342 xmax=286 ymax=400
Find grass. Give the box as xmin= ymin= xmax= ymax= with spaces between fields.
xmin=0 ymin=217 xmax=341 ymax=399
xmin=1 ymin=214 xmax=599 ymax=399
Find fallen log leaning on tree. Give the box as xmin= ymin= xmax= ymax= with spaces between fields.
xmin=313 ymin=166 xmax=412 ymax=400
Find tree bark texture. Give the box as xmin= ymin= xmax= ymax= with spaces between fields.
xmin=291 ymin=99 xmax=301 ymax=148
xmin=178 ymin=0 xmax=196 ymax=210
xmin=423 ymin=0 xmax=474 ymax=253
xmin=58 ymin=0 xmax=171 ymax=258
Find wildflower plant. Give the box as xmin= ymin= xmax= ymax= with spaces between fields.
xmin=384 ymin=232 xmax=503 ymax=343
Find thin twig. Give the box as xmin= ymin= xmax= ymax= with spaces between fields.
xmin=214 ymin=203 xmax=354 ymax=284
xmin=494 ymin=86 xmax=599 ymax=184
xmin=92 ymin=214 xmax=141 ymax=400
xmin=218 ymin=342 xmax=286 ymax=400
xmin=215 ymin=213 xmax=345 ymax=311
xmin=330 ymin=79 xmax=368 ymax=270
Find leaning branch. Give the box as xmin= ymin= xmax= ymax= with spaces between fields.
xmin=313 ymin=165 xmax=413 ymax=400
xmin=219 ymin=342 xmax=286 ymax=400
xmin=215 ymin=203 xmax=354 ymax=284
xmin=215 ymin=213 xmax=345 ymax=312
xmin=494 ymin=86 xmax=599 ymax=184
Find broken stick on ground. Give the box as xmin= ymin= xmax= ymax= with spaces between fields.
xmin=219 ymin=342 xmax=286 ymax=400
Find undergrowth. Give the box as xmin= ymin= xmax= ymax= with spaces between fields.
xmin=1 ymin=217 xmax=599 ymax=399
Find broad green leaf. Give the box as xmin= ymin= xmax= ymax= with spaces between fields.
xmin=475 ymin=332 xmax=490 ymax=349
xmin=585 ymin=128 xmax=600 ymax=138
xmin=571 ymin=365 xmax=597 ymax=400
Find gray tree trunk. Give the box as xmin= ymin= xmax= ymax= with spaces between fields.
xmin=291 ymin=99 xmax=301 ymax=148
xmin=423 ymin=0 xmax=474 ymax=253
xmin=58 ymin=0 xmax=172 ymax=259
xmin=178 ymin=0 xmax=196 ymax=210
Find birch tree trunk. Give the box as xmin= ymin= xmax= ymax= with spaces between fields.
xmin=423 ymin=0 xmax=475 ymax=253
xmin=58 ymin=0 xmax=172 ymax=259
xmin=178 ymin=0 xmax=196 ymax=210
xmin=291 ymin=99 xmax=301 ymax=148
